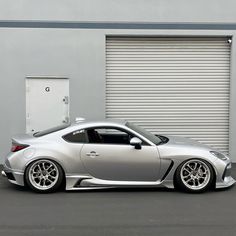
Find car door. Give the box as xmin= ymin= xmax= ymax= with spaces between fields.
xmin=80 ymin=127 xmax=160 ymax=181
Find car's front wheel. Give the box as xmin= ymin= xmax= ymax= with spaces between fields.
xmin=25 ymin=159 xmax=64 ymax=193
xmin=175 ymin=159 xmax=214 ymax=193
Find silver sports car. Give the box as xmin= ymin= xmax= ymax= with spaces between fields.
xmin=2 ymin=119 xmax=235 ymax=193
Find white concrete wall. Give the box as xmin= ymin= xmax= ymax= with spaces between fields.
xmin=0 ymin=0 xmax=235 ymax=23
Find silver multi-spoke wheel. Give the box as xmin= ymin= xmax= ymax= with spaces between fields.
xmin=27 ymin=160 xmax=60 ymax=191
xmin=180 ymin=160 xmax=211 ymax=191
xmin=175 ymin=159 xmax=214 ymax=192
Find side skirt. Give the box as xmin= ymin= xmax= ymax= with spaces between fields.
xmin=65 ymin=175 xmax=175 ymax=190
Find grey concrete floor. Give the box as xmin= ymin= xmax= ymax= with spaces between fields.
xmin=0 ymin=165 xmax=235 ymax=236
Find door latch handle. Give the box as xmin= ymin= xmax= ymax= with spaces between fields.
xmin=86 ymin=151 xmax=99 ymax=157
xmin=63 ymin=96 xmax=69 ymax=104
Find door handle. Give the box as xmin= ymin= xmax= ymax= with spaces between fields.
xmin=86 ymin=151 xmax=99 ymax=158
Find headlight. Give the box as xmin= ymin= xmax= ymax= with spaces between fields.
xmin=210 ymin=151 xmax=228 ymax=160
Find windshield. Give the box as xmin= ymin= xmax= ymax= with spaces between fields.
xmin=126 ymin=122 xmax=162 ymax=145
xmin=33 ymin=123 xmax=70 ymax=137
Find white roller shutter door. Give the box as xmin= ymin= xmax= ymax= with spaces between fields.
xmin=106 ymin=37 xmax=230 ymax=153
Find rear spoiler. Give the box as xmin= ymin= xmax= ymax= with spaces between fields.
xmin=12 ymin=134 xmax=34 ymax=144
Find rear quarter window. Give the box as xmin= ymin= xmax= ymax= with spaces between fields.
xmin=63 ymin=129 xmax=87 ymax=143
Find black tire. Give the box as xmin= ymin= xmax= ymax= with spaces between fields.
xmin=25 ymin=159 xmax=64 ymax=193
xmin=175 ymin=159 xmax=214 ymax=193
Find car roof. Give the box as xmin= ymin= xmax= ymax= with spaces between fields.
xmin=70 ymin=119 xmax=127 ymax=129
xmin=33 ymin=119 xmax=129 ymax=138
xmin=51 ymin=119 xmax=128 ymax=136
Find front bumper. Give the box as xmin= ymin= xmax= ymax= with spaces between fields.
xmin=215 ymin=163 xmax=236 ymax=189
xmin=1 ymin=170 xmax=6 ymax=177
xmin=216 ymin=176 xmax=236 ymax=188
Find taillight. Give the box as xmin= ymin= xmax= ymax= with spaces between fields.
xmin=11 ymin=143 xmax=29 ymax=152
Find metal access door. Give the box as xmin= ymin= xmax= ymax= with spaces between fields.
xmin=26 ymin=77 xmax=69 ymax=133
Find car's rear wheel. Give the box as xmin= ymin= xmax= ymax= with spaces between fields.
xmin=175 ymin=159 xmax=214 ymax=193
xmin=25 ymin=159 xmax=63 ymax=193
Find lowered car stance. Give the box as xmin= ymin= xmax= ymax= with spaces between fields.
xmin=2 ymin=119 xmax=235 ymax=193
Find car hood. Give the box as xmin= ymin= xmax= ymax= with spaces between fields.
xmin=156 ymin=135 xmax=218 ymax=161
xmin=163 ymin=135 xmax=211 ymax=150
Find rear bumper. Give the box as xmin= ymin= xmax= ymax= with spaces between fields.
xmin=2 ymin=165 xmax=24 ymax=186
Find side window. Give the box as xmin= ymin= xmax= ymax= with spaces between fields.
xmin=86 ymin=127 xmax=133 ymax=145
xmin=63 ymin=129 xmax=87 ymax=143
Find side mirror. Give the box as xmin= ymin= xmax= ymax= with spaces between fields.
xmin=130 ymin=137 xmax=142 ymax=150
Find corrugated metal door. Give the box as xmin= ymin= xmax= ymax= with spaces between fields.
xmin=106 ymin=37 xmax=230 ymax=153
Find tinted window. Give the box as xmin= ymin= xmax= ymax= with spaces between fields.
xmin=85 ymin=127 xmax=150 ymax=145
xmin=34 ymin=124 xmax=70 ymax=137
xmin=86 ymin=127 xmax=131 ymax=145
xmin=63 ymin=129 xmax=87 ymax=143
